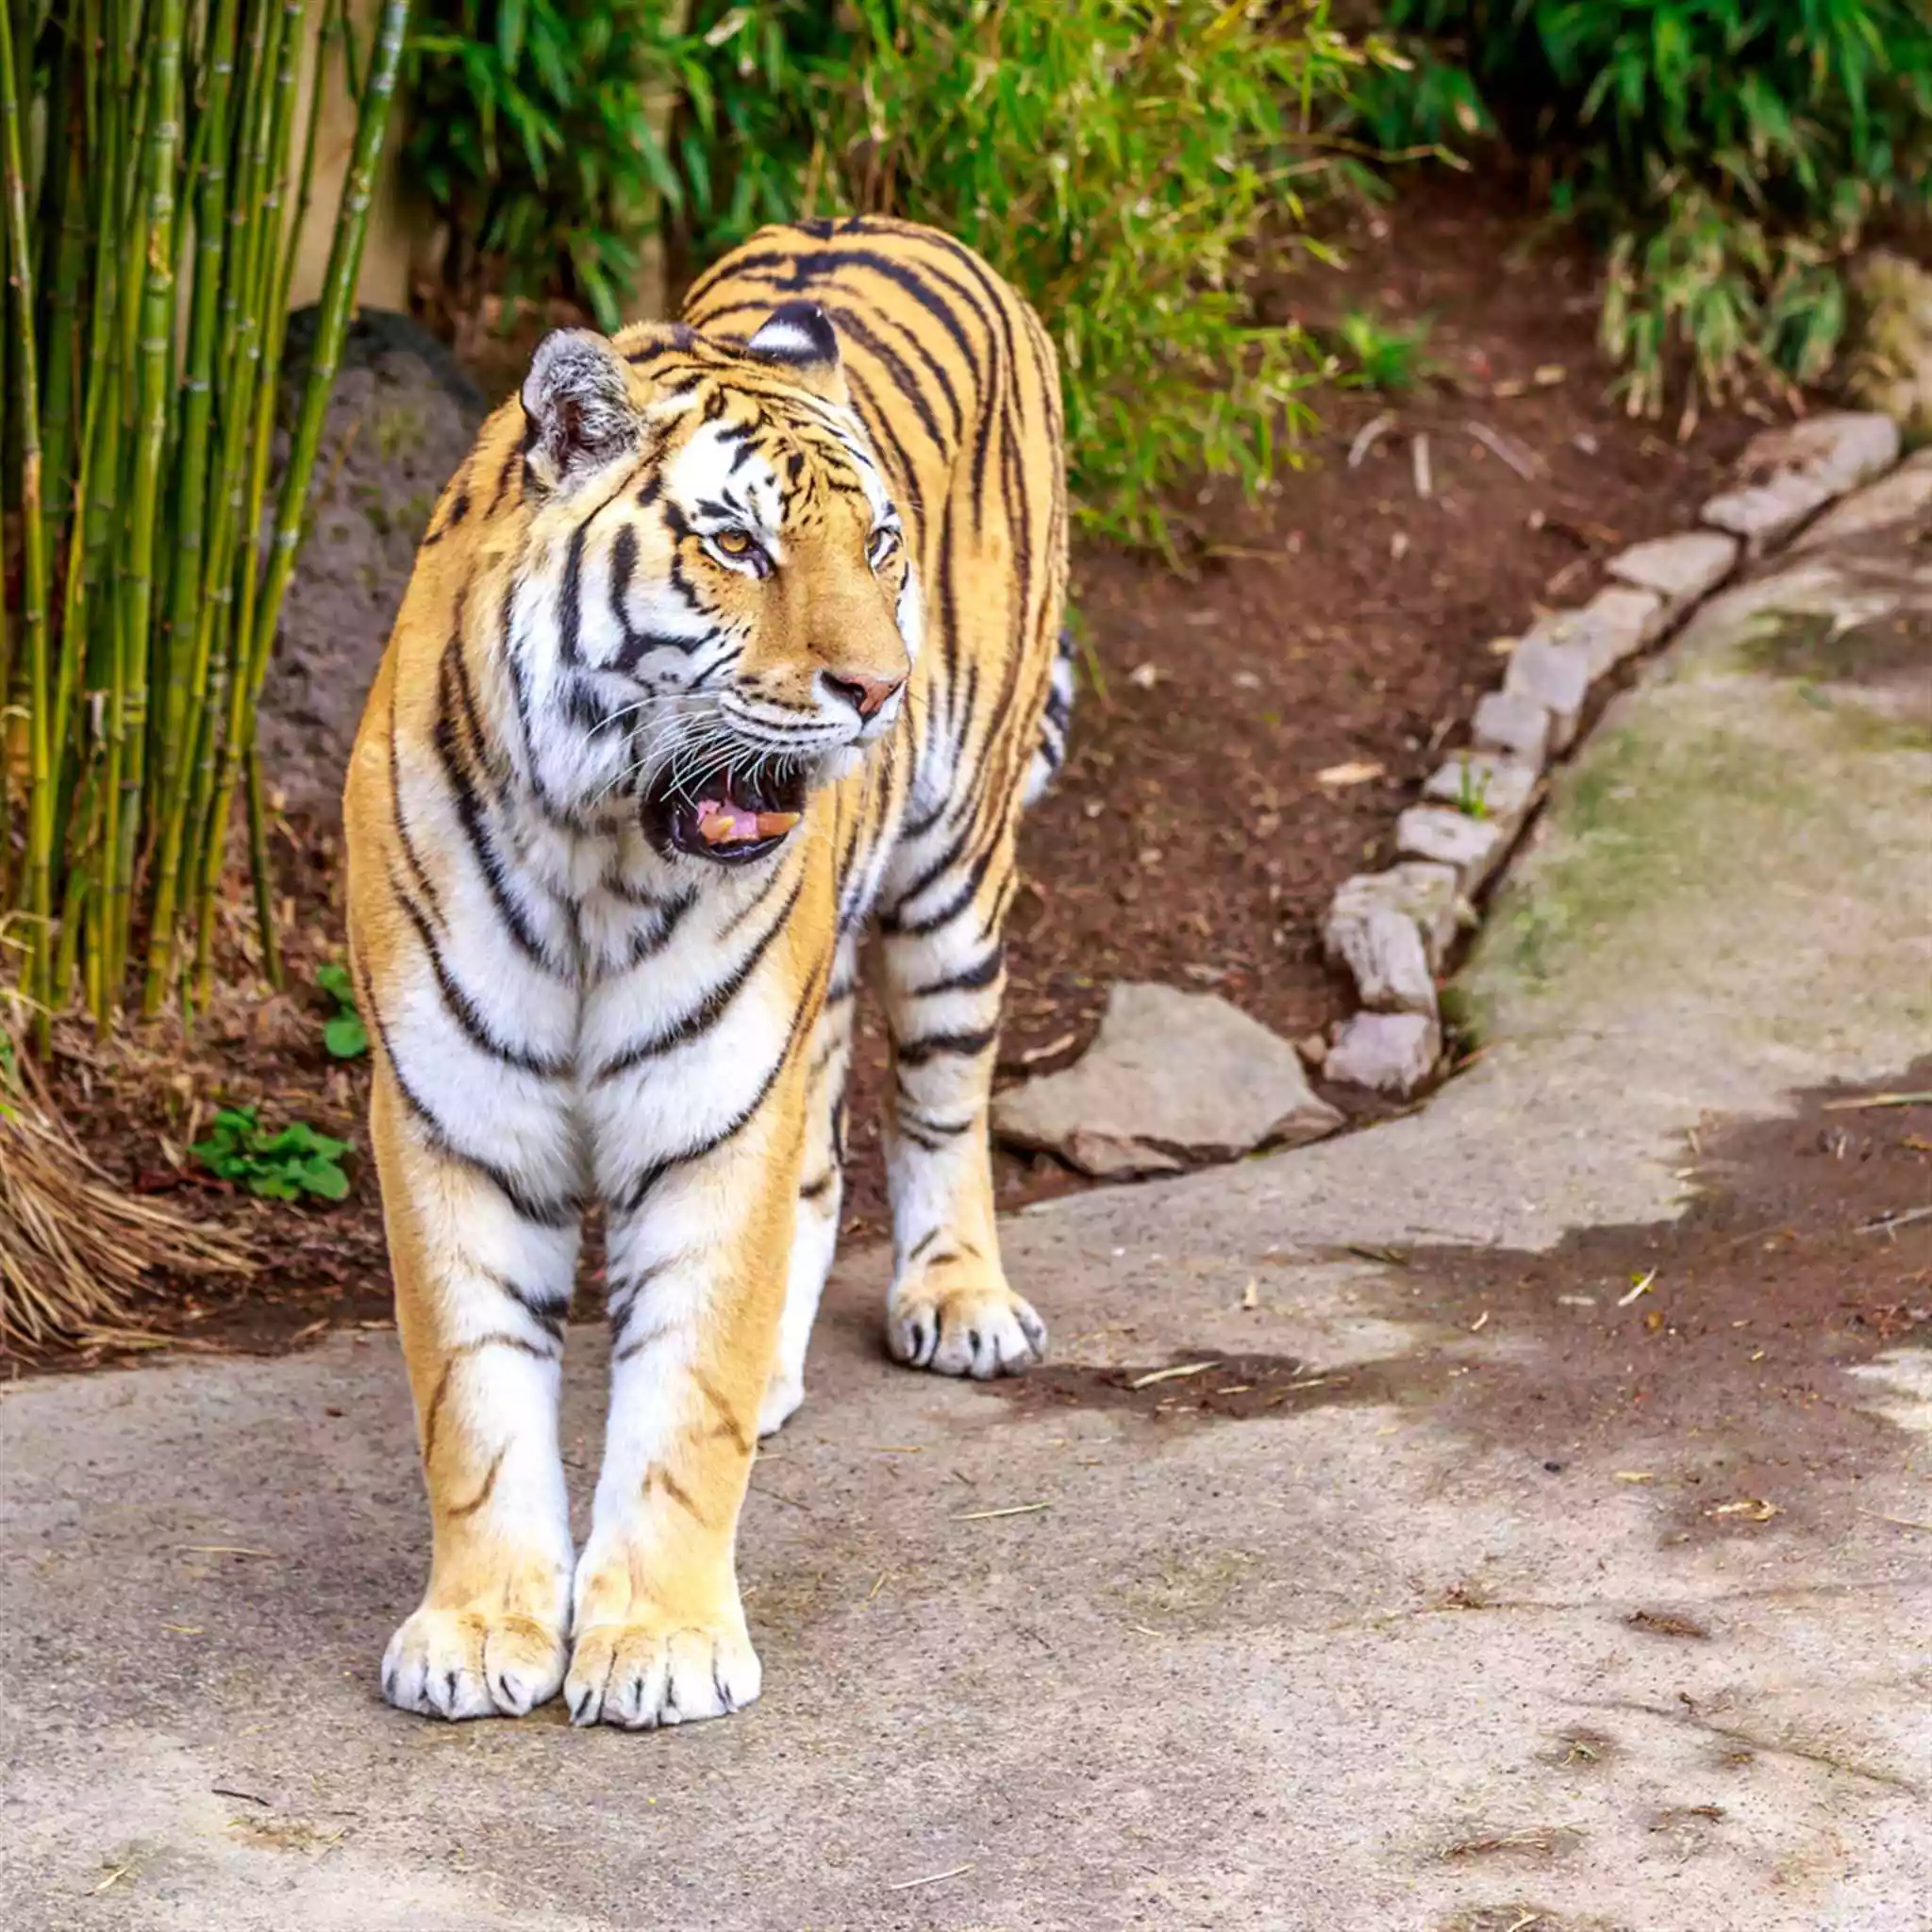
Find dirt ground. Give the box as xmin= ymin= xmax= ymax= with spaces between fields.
xmin=991 ymin=1064 xmax=1932 ymax=1553
xmin=19 ymin=175 xmax=1766 ymax=1368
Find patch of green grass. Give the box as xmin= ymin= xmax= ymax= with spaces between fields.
xmin=1454 ymin=758 xmax=1492 ymax=820
xmin=192 ymin=1108 xmax=353 ymax=1203
xmin=1335 ymin=307 xmax=1437 ymax=392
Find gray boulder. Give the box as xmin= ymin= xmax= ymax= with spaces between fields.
xmin=258 ymin=310 xmax=489 ymax=824
xmin=991 ymin=981 xmax=1342 ymax=1178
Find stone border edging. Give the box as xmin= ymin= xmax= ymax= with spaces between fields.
xmin=1318 ymin=409 xmax=1906 ymax=1095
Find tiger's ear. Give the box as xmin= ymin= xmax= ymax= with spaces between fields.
xmin=745 ymin=302 xmax=848 ymax=404
xmin=521 ymin=329 xmax=641 ymax=494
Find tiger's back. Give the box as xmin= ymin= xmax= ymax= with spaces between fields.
xmin=344 ymin=217 xmax=1067 ymax=1730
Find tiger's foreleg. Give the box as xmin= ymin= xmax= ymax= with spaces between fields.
xmin=875 ymin=817 xmax=1046 ymax=1376
xmin=565 ymin=1054 xmax=807 ymax=1727
xmin=368 ymin=1068 xmax=582 ymax=1721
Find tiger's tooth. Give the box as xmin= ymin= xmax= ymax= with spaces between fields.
xmin=753 ymin=811 xmax=801 ymax=838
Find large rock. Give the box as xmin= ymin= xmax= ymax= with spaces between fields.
xmin=991 ymin=981 xmax=1342 ymax=1177
xmin=257 ymin=310 xmax=488 ymax=824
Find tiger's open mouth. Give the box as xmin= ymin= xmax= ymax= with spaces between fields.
xmin=647 ymin=758 xmax=811 ymax=866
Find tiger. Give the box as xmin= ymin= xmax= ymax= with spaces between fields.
xmin=342 ymin=215 xmax=1071 ymax=1729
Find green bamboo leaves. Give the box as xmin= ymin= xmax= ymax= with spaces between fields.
xmin=3 ymin=0 xmax=413 ymax=1034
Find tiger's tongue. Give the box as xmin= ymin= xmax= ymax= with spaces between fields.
xmin=695 ymin=795 xmax=759 ymax=843
xmin=695 ymin=794 xmax=800 ymax=847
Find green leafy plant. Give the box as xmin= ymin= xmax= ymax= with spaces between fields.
xmin=191 ymin=1107 xmax=353 ymax=1203
xmin=1335 ymin=308 xmax=1437 ymax=391
xmin=805 ymin=0 xmax=1378 ymax=551
xmin=1349 ymin=0 xmax=1932 ymax=421
xmin=406 ymin=1 xmax=717 ymax=329
xmin=315 ymin=963 xmax=368 ymax=1060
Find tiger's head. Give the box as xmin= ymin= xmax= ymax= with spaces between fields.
xmin=509 ymin=304 xmax=918 ymax=864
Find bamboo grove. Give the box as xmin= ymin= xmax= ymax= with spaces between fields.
xmin=0 ymin=0 xmax=408 ymax=1039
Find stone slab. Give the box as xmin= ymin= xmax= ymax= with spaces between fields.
xmin=1324 ymin=905 xmax=1437 ymax=1017
xmin=1606 ymin=528 xmax=1740 ymax=609
xmin=1394 ymin=805 xmax=1510 ymax=894
xmin=1702 ymin=468 xmax=1835 ymax=555
xmin=1469 ymin=689 xmax=1551 ymax=768
xmin=1322 ymin=1008 xmax=1440 ymax=1095
xmin=1502 ymin=633 xmax=1592 ymax=749
xmin=1420 ymin=751 xmax=1539 ymax=825
xmin=1791 ymin=445 xmax=1932 ymax=550
xmin=991 ymin=980 xmax=1341 ymax=1175
xmin=1739 ymin=408 xmax=1901 ymax=496
xmin=1326 ymin=862 xmax=1462 ymax=972
xmin=1578 ymin=583 xmax=1667 ymax=675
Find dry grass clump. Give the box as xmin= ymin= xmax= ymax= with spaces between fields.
xmin=0 ymin=1046 xmax=252 ymax=1352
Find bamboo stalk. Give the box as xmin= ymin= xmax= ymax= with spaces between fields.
xmin=243 ymin=744 xmax=282 ymax=990
xmin=192 ymin=0 xmax=412 ymax=1004
xmin=146 ymin=0 xmax=288 ymax=1008
xmin=96 ymin=2 xmax=159 ymax=1025
xmin=239 ymin=0 xmax=331 ymax=979
xmin=139 ymin=0 xmax=242 ymax=1013
xmin=36 ymin=50 xmax=91 ymax=575
xmin=175 ymin=0 xmax=308 ymax=1009
xmin=102 ymin=0 xmax=187 ymax=1003
xmin=1 ymin=229 xmax=10 ymax=914
xmin=1 ymin=0 xmax=55 ymax=1024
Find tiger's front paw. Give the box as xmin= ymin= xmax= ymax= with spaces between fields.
xmin=887 ymin=1259 xmax=1046 ymax=1378
xmin=380 ymin=1605 xmax=568 ymax=1721
xmin=566 ymin=1616 xmax=762 ymax=1729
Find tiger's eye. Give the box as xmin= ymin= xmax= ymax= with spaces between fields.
xmin=715 ymin=528 xmax=752 ymax=557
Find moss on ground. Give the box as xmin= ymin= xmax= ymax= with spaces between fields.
xmin=1459 ymin=599 xmax=1932 ymax=1047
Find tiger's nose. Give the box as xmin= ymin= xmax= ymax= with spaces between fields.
xmin=822 ymin=671 xmax=904 ymax=720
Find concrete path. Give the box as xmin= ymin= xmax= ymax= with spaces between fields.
xmin=4 ymin=470 xmax=1929 ymax=1931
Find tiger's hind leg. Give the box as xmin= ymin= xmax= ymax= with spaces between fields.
xmin=758 ymin=932 xmax=859 ymax=1437
xmin=875 ymin=818 xmax=1045 ymax=1377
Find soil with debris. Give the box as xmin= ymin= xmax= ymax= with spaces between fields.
xmin=19 ymin=173 xmax=1773 ymax=1367
xmin=982 ymin=1064 xmax=1931 ymax=1551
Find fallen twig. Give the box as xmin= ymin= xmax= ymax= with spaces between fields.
xmin=1462 ymin=419 xmax=1547 ymax=480
xmin=1858 ymin=1205 xmax=1932 ymax=1236
xmin=887 ymin=1864 xmax=974 ymax=1892
xmin=1125 ymin=1360 xmax=1219 ymax=1391
xmin=1348 ymin=410 xmax=1396 ymax=469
